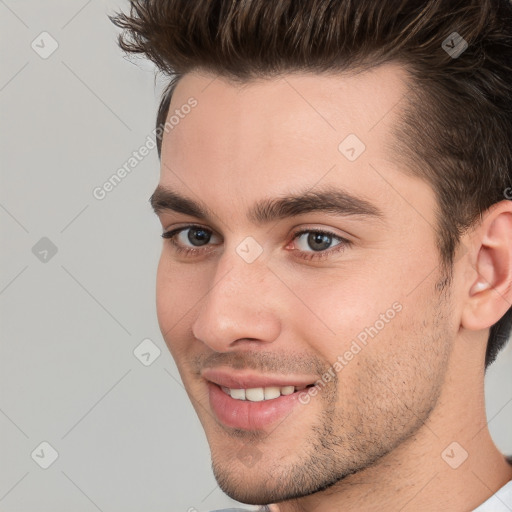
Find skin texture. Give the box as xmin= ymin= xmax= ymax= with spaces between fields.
xmin=154 ymin=64 xmax=512 ymax=511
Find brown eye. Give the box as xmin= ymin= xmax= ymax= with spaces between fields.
xmin=185 ymin=227 xmax=211 ymax=246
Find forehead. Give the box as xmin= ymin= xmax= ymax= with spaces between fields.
xmin=165 ymin=63 xmax=410 ymax=145
xmin=158 ymin=64 xmax=434 ymax=227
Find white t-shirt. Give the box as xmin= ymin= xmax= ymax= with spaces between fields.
xmin=472 ymin=480 xmax=512 ymax=511
xmin=212 ymin=480 xmax=512 ymax=511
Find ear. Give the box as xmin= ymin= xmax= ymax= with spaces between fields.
xmin=461 ymin=200 xmax=512 ymax=331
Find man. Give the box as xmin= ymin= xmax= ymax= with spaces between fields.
xmin=110 ymin=1 xmax=512 ymax=510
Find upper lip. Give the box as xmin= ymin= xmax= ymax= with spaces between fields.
xmin=202 ymin=368 xmax=317 ymax=389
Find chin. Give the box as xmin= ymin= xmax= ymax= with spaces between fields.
xmin=208 ymin=439 xmax=352 ymax=505
xmin=211 ymin=460 xmax=294 ymax=505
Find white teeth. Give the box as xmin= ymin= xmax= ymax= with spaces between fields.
xmin=245 ymin=388 xmax=265 ymax=402
xmin=222 ymin=385 xmax=303 ymax=401
xmin=229 ymin=388 xmax=246 ymax=400
xmin=264 ymin=386 xmax=281 ymax=400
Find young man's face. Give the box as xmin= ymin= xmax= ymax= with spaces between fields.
xmin=154 ymin=64 xmax=459 ymax=503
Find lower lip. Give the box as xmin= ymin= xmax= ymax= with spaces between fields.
xmin=207 ymin=382 xmax=307 ymax=430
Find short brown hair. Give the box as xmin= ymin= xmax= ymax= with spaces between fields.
xmin=110 ymin=0 xmax=512 ymax=367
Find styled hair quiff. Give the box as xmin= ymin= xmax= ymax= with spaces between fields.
xmin=110 ymin=0 xmax=512 ymax=367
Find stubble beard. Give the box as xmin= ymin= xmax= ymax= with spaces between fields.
xmin=209 ymin=285 xmax=453 ymax=505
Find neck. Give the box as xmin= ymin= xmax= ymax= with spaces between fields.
xmin=273 ymin=332 xmax=512 ymax=512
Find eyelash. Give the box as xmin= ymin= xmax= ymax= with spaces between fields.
xmin=161 ymin=225 xmax=352 ymax=261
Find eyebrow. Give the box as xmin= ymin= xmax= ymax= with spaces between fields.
xmin=149 ymin=184 xmax=384 ymax=225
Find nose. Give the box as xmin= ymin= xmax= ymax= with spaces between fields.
xmin=191 ymin=244 xmax=282 ymax=352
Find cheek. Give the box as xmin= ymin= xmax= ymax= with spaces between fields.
xmin=279 ymin=248 xmax=443 ymax=374
xmin=331 ymin=297 xmax=452 ymax=445
xmin=347 ymin=276 xmax=451 ymax=382
xmin=155 ymin=253 xmax=206 ymax=355
xmin=277 ymin=265 xmax=404 ymax=359
xmin=362 ymin=298 xmax=451 ymax=403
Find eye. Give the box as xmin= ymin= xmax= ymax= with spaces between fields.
xmin=289 ymin=229 xmax=350 ymax=260
xmin=293 ymin=231 xmax=341 ymax=252
xmin=161 ymin=225 xmax=221 ymax=255
xmin=174 ymin=226 xmax=214 ymax=247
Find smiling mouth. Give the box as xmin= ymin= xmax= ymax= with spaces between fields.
xmin=220 ymin=384 xmax=315 ymax=402
xmin=205 ymin=374 xmax=318 ymax=429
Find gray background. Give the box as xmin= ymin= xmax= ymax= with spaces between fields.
xmin=0 ymin=1 xmax=510 ymax=511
